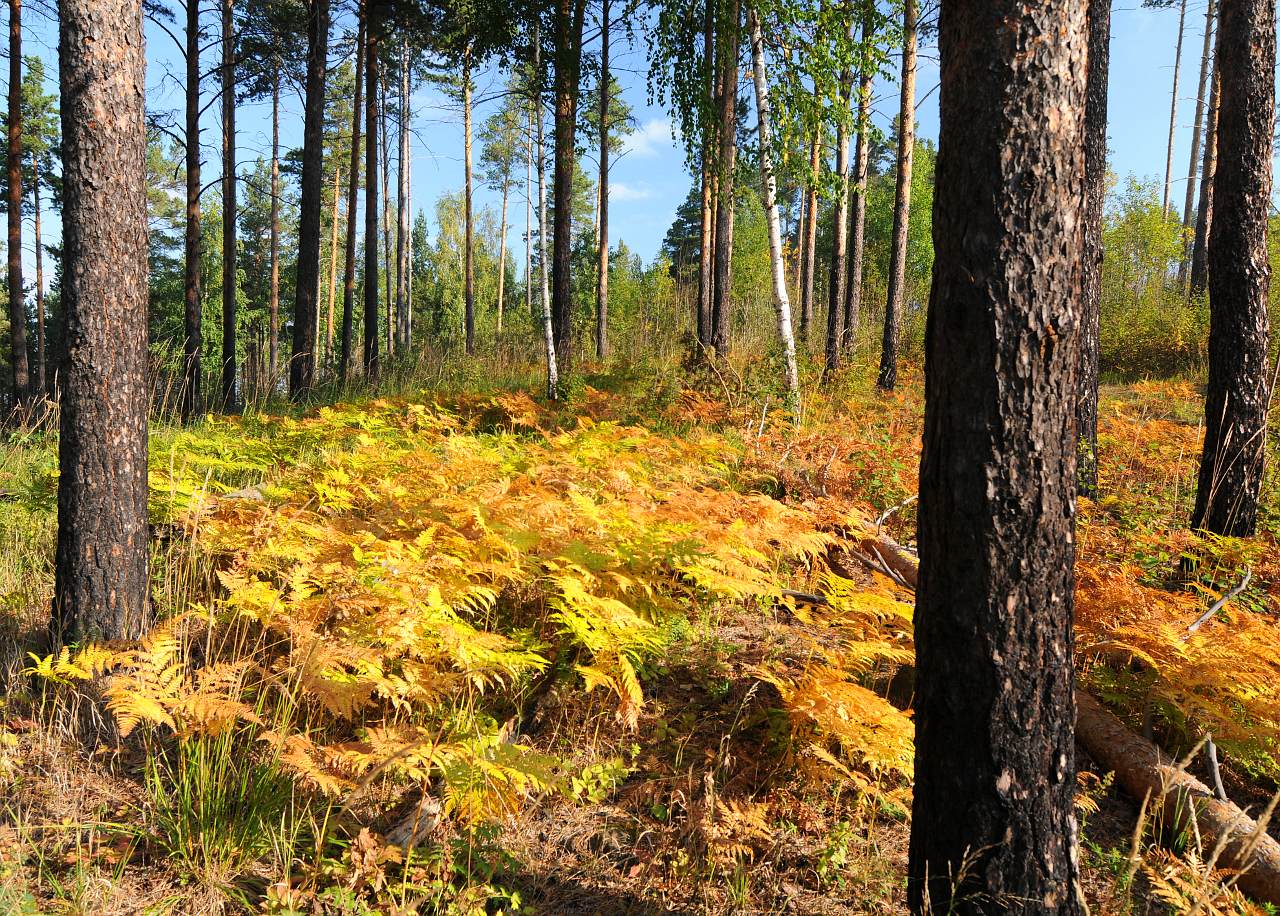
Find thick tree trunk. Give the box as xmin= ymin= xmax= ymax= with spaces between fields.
xmin=534 ymin=31 xmax=558 ymax=399
xmin=182 ymin=0 xmax=202 ymax=419
xmin=1163 ymin=0 xmax=1188 ymax=218
xmin=464 ymin=53 xmax=475 ymax=355
xmin=824 ymin=63 xmax=852 ymax=378
xmin=54 ymin=0 xmax=151 ymax=642
xmin=551 ymin=0 xmax=586 ymax=375
xmin=1191 ymin=0 xmax=1273 ymax=538
xmin=269 ymin=71 xmax=280 ymax=387
xmin=876 ymin=0 xmax=916 ymax=392
xmin=1189 ymin=16 xmax=1223 ymax=298
xmin=696 ymin=0 xmax=716 ymax=353
xmin=340 ymin=9 xmax=364 ymax=384
xmin=6 ymin=0 xmax=29 ymax=411
xmin=910 ymin=1 xmax=1087 ymax=912
xmin=325 ymin=164 xmax=341 ymax=361
xmin=595 ymin=0 xmax=610 ymax=362
xmin=220 ymin=0 xmax=237 ymax=410
xmin=364 ymin=26 xmax=381 ymax=382
xmin=798 ymin=131 xmax=820 ymax=343
xmin=1179 ymin=0 xmax=1217 ymax=287
xmin=290 ymin=0 xmax=329 ymax=400
xmin=32 ymin=154 xmax=45 ymax=394
xmin=844 ymin=1 xmax=874 ymax=353
xmin=497 ymin=179 xmax=508 ymax=334
xmin=710 ymin=0 xmax=739 ymax=358
xmin=1078 ymin=0 xmax=1111 ymax=500
xmin=748 ymin=8 xmax=799 ymax=403
xmin=396 ymin=38 xmax=411 ymax=353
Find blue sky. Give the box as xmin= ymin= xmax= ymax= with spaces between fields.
xmin=13 ymin=0 xmax=1236 ymax=274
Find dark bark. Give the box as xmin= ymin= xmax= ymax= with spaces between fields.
xmin=595 ymin=0 xmax=610 ymax=362
xmin=710 ymin=0 xmax=739 ymax=358
xmin=843 ymin=3 xmax=874 ymax=353
xmin=824 ymin=65 xmax=852 ymax=377
xmin=696 ymin=0 xmax=715 ymax=352
xmin=1178 ymin=0 xmax=1216 ymax=287
xmin=32 ymin=153 xmax=44 ymax=393
xmin=54 ymin=0 xmax=151 ymax=642
xmin=910 ymin=1 xmax=1087 ymax=912
xmin=464 ymin=51 xmax=475 ymax=355
xmin=220 ymin=0 xmax=237 ymax=410
xmin=182 ymin=0 xmax=202 ymax=419
xmin=269 ymin=70 xmax=280 ymax=385
xmin=876 ymin=0 xmax=916 ymax=392
xmin=289 ymin=0 xmax=329 ymax=400
xmin=551 ymin=0 xmax=587 ymax=374
xmin=1189 ymin=15 xmax=1223 ymax=298
xmin=1191 ymin=0 xmax=1274 ymax=537
xmin=363 ymin=26 xmax=380 ymax=381
xmin=798 ymin=131 xmax=820 ymax=342
xmin=340 ymin=6 xmax=364 ymax=384
xmin=1077 ymin=0 xmax=1111 ymax=500
xmin=6 ymin=0 xmax=29 ymax=411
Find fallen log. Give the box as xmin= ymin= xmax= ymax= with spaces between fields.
xmin=1076 ymin=692 xmax=1280 ymax=905
xmin=839 ymin=528 xmax=1280 ymax=906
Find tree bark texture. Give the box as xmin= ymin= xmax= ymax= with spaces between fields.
xmin=364 ymin=26 xmax=381 ymax=381
xmin=551 ymin=0 xmax=586 ymax=374
xmin=7 ymin=0 xmax=29 ymax=410
xmin=1179 ymin=0 xmax=1217 ymax=287
xmin=595 ymin=0 xmax=610 ymax=362
xmin=710 ymin=0 xmax=739 ymax=359
xmin=269 ymin=70 xmax=280 ymax=386
xmin=910 ymin=1 xmax=1088 ymax=912
xmin=32 ymin=154 xmax=44 ymax=393
xmin=844 ymin=1 xmax=874 ymax=353
xmin=340 ymin=9 xmax=363 ymax=384
xmin=534 ymin=32 xmax=558 ymax=399
xmin=799 ymin=131 xmax=820 ymax=342
xmin=825 ymin=62 xmax=852 ymax=377
xmin=464 ymin=53 xmax=476 ymax=355
xmin=396 ymin=38 xmax=410 ymax=353
xmin=182 ymin=0 xmax=202 ymax=419
xmin=1189 ymin=14 xmax=1223 ymax=298
xmin=221 ymin=0 xmax=237 ymax=410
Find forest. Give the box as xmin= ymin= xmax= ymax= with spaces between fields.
xmin=0 ymin=0 xmax=1277 ymax=912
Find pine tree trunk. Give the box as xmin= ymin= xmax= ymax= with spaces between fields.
xmin=396 ymin=38 xmax=410 ymax=353
xmin=290 ymin=0 xmax=329 ymax=399
xmin=876 ymin=0 xmax=916 ymax=392
xmin=183 ymin=0 xmax=202 ymax=418
xmin=696 ymin=0 xmax=715 ymax=353
xmin=269 ymin=70 xmax=280 ymax=387
xmin=710 ymin=0 xmax=739 ymax=358
xmin=1189 ymin=16 xmax=1222 ymax=298
xmin=464 ymin=53 xmax=476 ymax=355
xmin=910 ymin=2 xmax=1087 ymax=911
xmin=595 ymin=0 xmax=610 ymax=362
xmin=364 ymin=25 xmax=381 ymax=382
xmin=380 ymin=72 xmax=393 ymax=360
xmin=534 ymin=29 xmax=559 ymax=399
xmin=54 ymin=0 xmax=151 ymax=643
xmin=6 ymin=0 xmax=29 ymax=411
xmin=1191 ymin=0 xmax=1274 ymax=538
xmin=497 ymin=179 xmax=508 ymax=334
xmin=844 ymin=1 xmax=874 ymax=352
xmin=325 ymin=164 xmax=341 ymax=362
xmin=824 ymin=61 xmax=852 ymax=378
xmin=1178 ymin=0 xmax=1217 ymax=287
xmin=551 ymin=0 xmax=587 ymax=374
xmin=1078 ymin=0 xmax=1111 ymax=501
xmin=340 ymin=8 xmax=363 ymax=384
xmin=220 ymin=0 xmax=237 ymax=410
xmin=32 ymin=153 xmax=45 ymax=394
xmin=799 ymin=131 xmax=820 ymax=343
xmin=747 ymin=8 xmax=799 ymax=403
xmin=1163 ymin=0 xmax=1188 ymax=219
xmin=525 ymin=114 xmax=532 ymax=322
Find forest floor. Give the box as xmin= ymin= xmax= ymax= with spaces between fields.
xmin=0 ymin=357 xmax=1276 ymax=915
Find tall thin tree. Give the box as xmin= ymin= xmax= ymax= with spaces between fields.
xmin=1190 ymin=0 xmax=1274 ymax=537
xmin=1189 ymin=13 xmax=1223 ymax=298
xmin=364 ymin=20 xmax=381 ymax=381
xmin=396 ymin=38 xmax=412 ymax=353
xmin=6 ymin=0 xmax=29 ymax=411
xmin=1161 ymin=0 xmax=1188 ymax=218
xmin=463 ymin=47 xmax=476 ymax=354
xmin=340 ymin=6 xmax=365 ymax=383
xmin=824 ymin=58 xmax=852 ymax=377
xmin=798 ymin=130 xmax=820 ymax=342
xmin=710 ymin=0 xmax=739 ymax=358
xmin=182 ymin=0 xmax=202 ymax=418
xmin=1178 ymin=0 xmax=1217 ymax=286
xmin=54 ymin=0 xmax=151 ymax=642
xmin=844 ymin=0 xmax=875 ymax=352
xmin=595 ymin=0 xmax=611 ymax=361
xmin=221 ymin=0 xmax=237 ymax=409
xmin=696 ymin=0 xmax=716 ymax=353
xmin=269 ymin=68 xmax=280 ymax=385
xmin=910 ymin=0 xmax=1087 ymax=911
xmin=551 ymin=0 xmax=587 ymax=373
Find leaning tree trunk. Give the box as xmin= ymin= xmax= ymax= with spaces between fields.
xmin=748 ymin=8 xmax=799 ymax=404
xmin=32 ymin=153 xmax=46 ymax=394
xmin=396 ymin=38 xmax=411 ymax=353
xmin=551 ymin=0 xmax=586 ymax=375
xmin=710 ymin=0 xmax=739 ymax=359
xmin=220 ymin=0 xmax=237 ymax=410
xmin=182 ymin=0 xmax=202 ymax=419
xmin=798 ymin=130 xmax=820 ymax=342
xmin=824 ymin=67 xmax=852 ymax=379
xmin=844 ymin=0 xmax=874 ymax=353
xmin=909 ymin=1 xmax=1087 ymax=912
xmin=269 ymin=69 xmax=281 ymax=386
xmin=340 ymin=8 xmax=364 ymax=384
xmin=463 ymin=52 xmax=476 ymax=355
xmin=364 ymin=25 xmax=381 ymax=382
xmin=595 ymin=0 xmax=610 ymax=362
xmin=290 ymin=0 xmax=329 ymax=400
xmin=1179 ymin=0 xmax=1217 ymax=287
xmin=534 ymin=30 xmax=559 ymax=399
xmin=876 ymin=0 xmax=916 ymax=392
xmin=1078 ymin=0 xmax=1111 ymax=501
xmin=1162 ymin=0 xmax=1188 ymax=218
xmin=1189 ymin=17 xmax=1223 ymax=299
xmin=54 ymin=0 xmax=151 ymax=643
xmin=1191 ymin=0 xmax=1274 ymax=538
xmin=6 ymin=0 xmax=29 ymax=412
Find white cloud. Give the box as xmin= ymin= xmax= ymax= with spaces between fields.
xmin=609 ymin=181 xmax=653 ymax=202
xmin=622 ymin=118 xmax=675 ymax=157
